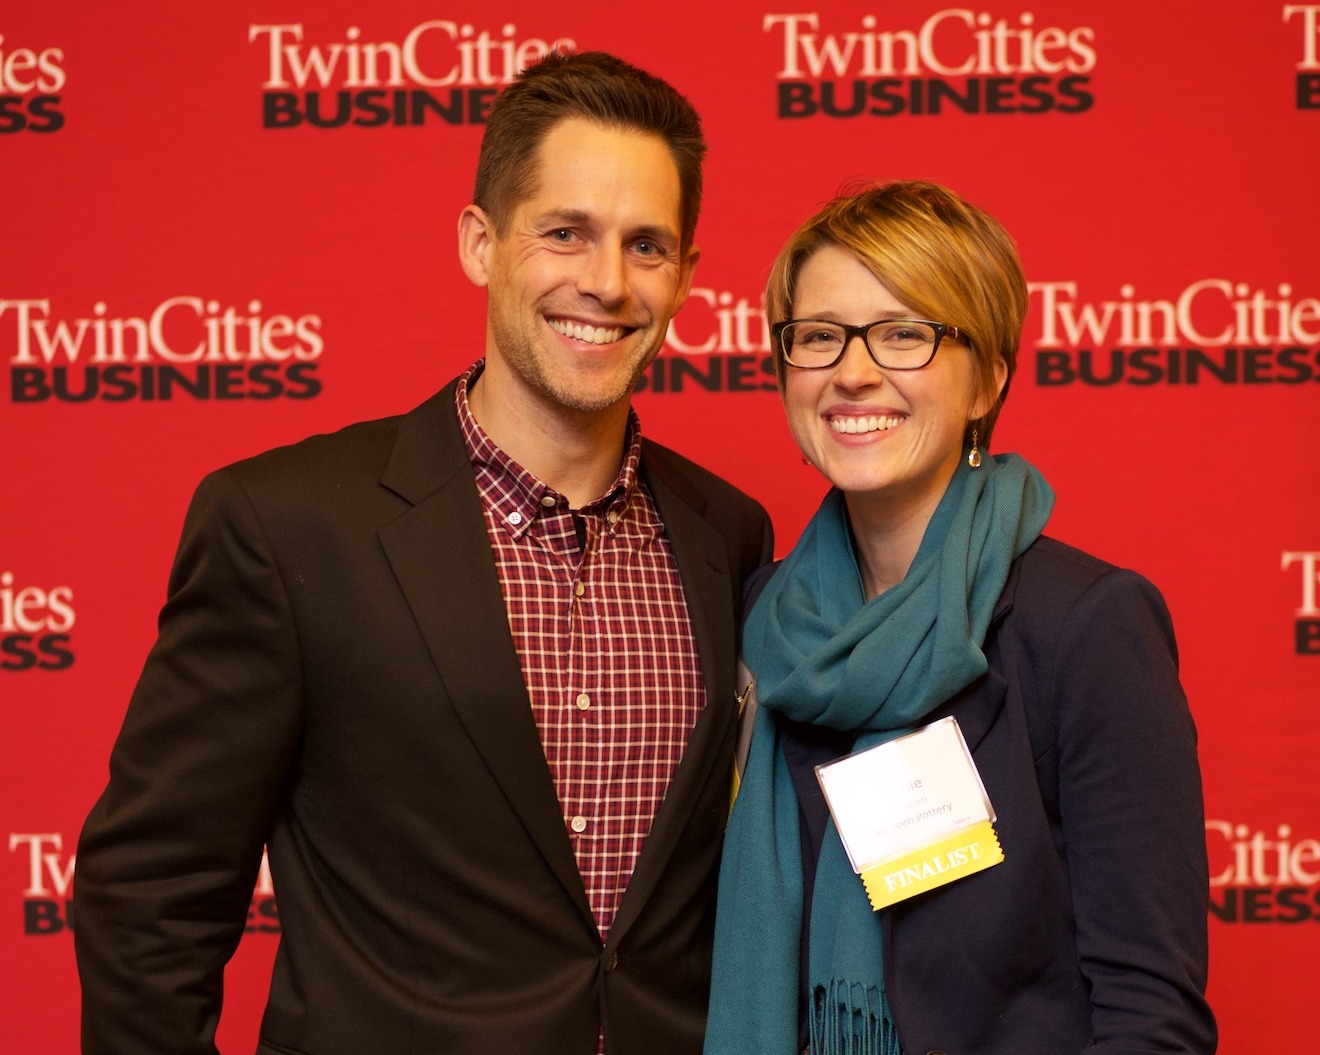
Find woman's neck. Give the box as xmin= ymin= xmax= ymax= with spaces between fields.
xmin=845 ymin=485 xmax=947 ymax=600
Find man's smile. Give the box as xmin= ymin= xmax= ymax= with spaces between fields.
xmin=548 ymin=317 xmax=629 ymax=345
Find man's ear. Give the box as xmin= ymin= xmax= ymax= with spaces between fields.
xmin=457 ymin=205 xmax=494 ymax=287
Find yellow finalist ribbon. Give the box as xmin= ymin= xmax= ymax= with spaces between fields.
xmin=859 ymin=819 xmax=1003 ymax=911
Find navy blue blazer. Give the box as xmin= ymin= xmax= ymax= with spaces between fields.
xmin=776 ymin=537 xmax=1216 ymax=1055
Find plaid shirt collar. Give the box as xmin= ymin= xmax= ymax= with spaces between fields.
xmin=455 ymin=360 xmax=643 ymax=539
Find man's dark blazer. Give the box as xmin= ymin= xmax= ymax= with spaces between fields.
xmin=74 ymin=378 xmax=774 ymax=1055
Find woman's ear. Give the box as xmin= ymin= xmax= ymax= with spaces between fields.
xmin=971 ymin=353 xmax=1009 ymax=421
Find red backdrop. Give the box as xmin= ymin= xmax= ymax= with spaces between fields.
xmin=3 ymin=2 xmax=1317 ymax=1051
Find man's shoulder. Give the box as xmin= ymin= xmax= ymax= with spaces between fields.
xmin=639 ymin=437 xmax=765 ymax=512
xmin=220 ymin=412 xmax=406 ymax=487
xmin=639 ymin=438 xmax=773 ymax=570
xmin=217 ymin=383 xmax=459 ymax=490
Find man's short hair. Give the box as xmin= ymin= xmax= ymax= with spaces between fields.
xmin=474 ymin=51 xmax=706 ymax=250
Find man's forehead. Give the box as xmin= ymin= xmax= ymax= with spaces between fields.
xmin=515 ymin=120 xmax=683 ymax=235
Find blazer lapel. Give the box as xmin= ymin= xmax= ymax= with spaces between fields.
xmin=376 ymin=384 xmax=594 ymax=930
xmin=608 ymin=446 xmax=739 ymax=943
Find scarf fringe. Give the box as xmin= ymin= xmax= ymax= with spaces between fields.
xmin=809 ymin=980 xmax=903 ymax=1055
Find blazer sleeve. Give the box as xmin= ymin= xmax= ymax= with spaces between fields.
xmin=1049 ymin=566 xmax=1216 ymax=1054
xmin=74 ymin=466 xmax=304 ymax=1055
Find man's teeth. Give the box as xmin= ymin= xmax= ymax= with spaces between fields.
xmin=549 ymin=318 xmax=624 ymax=344
xmin=829 ymin=414 xmax=904 ymax=435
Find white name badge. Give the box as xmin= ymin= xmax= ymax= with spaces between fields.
xmin=816 ymin=716 xmax=1003 ymax=910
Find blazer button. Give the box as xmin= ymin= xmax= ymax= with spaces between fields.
xmin=604 ymin=951 xmax=619 ymax=972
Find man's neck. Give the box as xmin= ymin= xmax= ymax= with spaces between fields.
xmin=467 ymin=368 xmax=632 ymax=509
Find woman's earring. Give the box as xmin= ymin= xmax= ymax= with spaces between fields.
xmin=967 ymin=428 xmax=982 ymax=469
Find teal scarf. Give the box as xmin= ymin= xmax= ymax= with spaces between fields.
xmin=704 ymin=455 xmax=1054 ymax=1055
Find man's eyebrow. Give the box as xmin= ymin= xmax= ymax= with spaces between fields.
xmin=534 ymin=208 xmax=592 ymax=227
xmin=628 ymin=224 xmax=679 ymax=247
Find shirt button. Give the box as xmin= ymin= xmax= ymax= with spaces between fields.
xmin=540 ymin=494 xmax=556 ymax=507
xmin=570 ymin=815 xmax=587 ymax=833
xmin=507 ymin=511 xmax=523 ymax=526
xmin=606 ymin=510 xmax=620 ymax=525
xmin=574 ymin=581 xmax=585 ymax=597
xmin=575 ymin=693 xmax=591 ymax=711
